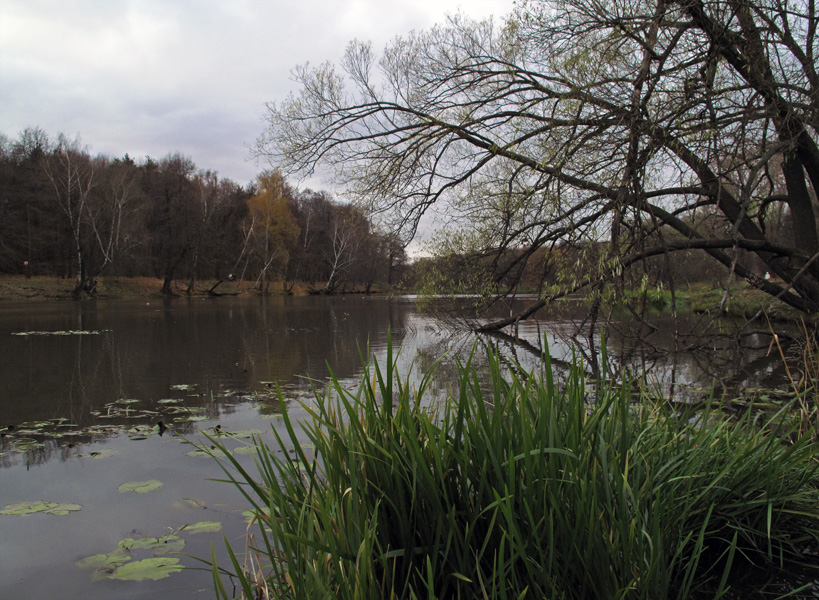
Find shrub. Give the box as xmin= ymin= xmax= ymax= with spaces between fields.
xmin=208 ymin=340 xmax=819 ymax=599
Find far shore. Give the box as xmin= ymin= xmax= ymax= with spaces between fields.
xmin=0 ymin=274 xmax=807 ymax=323
xmin=0 ymin=275 xmax=390 ymax=302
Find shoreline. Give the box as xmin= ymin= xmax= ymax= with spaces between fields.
xmin=0 ymin=275 xmax=391 ymax=302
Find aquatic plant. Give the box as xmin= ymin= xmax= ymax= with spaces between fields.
xmin=207 ymin=340 xmax=819 ymax=599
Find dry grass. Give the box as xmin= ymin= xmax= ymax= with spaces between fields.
xmin=0 ymin=275 xmax=391 ymax=301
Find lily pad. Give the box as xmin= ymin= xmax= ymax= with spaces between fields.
xmin=118 ymin=480 xmax=163 ymax=494
xmin=107 ymin=557 xmax=184 ymax=581
xmin=12 ymin=329 xmax=102 ymax=336
xmin=77 ymin=550 xmax=132 ymax=581
xmin=170 ymin=383 xmax=196 ymax=391
xmin=186 ymin=447 xmax=230 ymax=458
xmin=226 ymin=428 xmax=263 ymax=439
xmin=45 ymin=503 xmax=83 ymax=515
xmin=0 ymin=501 xmax=82 ymax=516
xmin=119 ymin=534 xmax=185 ymax=555
xmin=115 ymin=398 xmax=141 ymax=405
xmin=19 ymin=420 xmax=52 ymax=429
xmin=233 ymin=445 xmax=258 ymax=455
xmin=77 ymin=550 xmax=131 ymax=570
xmin=175 ymin=415 xmax=210 ymax=423
xmin=178 ymin=520 xmax=222 ymax=534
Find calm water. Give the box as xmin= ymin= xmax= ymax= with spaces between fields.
xmin=0 ymin=296 xmax=795 ymax=599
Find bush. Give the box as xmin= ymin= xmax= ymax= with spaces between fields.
xmin=208 ymin=340 xmax=819 ymax=599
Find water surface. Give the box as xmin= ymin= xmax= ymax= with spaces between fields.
xmin=0 ymin=295 xmax=795 ymax=599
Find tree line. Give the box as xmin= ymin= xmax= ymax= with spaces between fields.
xmin=0 ymin=127 xmax=407 ymax=297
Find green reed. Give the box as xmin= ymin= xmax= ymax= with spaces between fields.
xmin=207 ymin=339 xmax=819 ymax=599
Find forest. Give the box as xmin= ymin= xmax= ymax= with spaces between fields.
xmin=0 ymin=127 xmax=407 ymax=297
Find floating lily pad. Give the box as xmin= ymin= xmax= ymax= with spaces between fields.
xmin=12 ymin=330 xmax=102 ymax=336
xmin=115 ymin=398 xmax=141 ymax=405
xmin=186 ymin=447 xmax=230 ymax=458
xmin=157 ymin=398 xmax=183 ymax=404
xmin=107 ymin=557 xmax=184 ymax=581
xmin=19 ymin=420 xmax=52 ymax=429
xmin=233 ymin=445 xmax=258 ymax=455
xmin=77 ymin=550 xmax=132 ymax=581
xmin=0 ymin=501 xmax=82 ymax=516
xmin=118 ymin=480 xmax=163 ymax=494
xmin=182 ymin=497 xmax=207 ymax=509
xmin=170 ymin=384 xmax=196 ymax=391
xmin=178 ymin=521 xmax=222 ymax=534
xmin=119 ymin=534 xmax=185 ymax=555
xmin=45 ymin=503 xmax=83 ymax=515
xmin=77 ymin=550 xmax=131 ymax=571
xmin=226 ymin=428 xmax=263 ymax=439
xmin=176 ymin=415 xmax=210 ymax=423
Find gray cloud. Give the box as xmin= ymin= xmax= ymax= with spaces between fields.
xmin=1 ymin=0 xmax=513 ymax=186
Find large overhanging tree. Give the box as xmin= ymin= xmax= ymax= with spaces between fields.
xmin=258 ymin=0 xmax=818 ymax=330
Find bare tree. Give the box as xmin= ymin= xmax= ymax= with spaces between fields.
xmin=42 ymin=134 xmax=97 ymax=297
xmin=258 ymin=0 xmax=819 ymax=329
xmin=318 ymin=204 xmax=365 ymax=294
xmin=86 ymin=156 xmax=140 ymax=284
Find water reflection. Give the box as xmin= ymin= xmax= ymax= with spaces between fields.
xmin=0 ymin=296 xmax=810 ymax=600
xmin=475 ymin=299 xmax=798 ymax=402
xmin=0 ymin=296 xmax=801 ymax=469
xmin=1 ymin=297 xmax=410 ymax=425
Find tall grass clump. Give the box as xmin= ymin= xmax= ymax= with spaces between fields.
xmin=208 ymin=340 xmax=819 ymax=599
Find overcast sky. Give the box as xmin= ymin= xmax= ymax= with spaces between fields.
xmin=0 ymin=0 xmax=514 ymax=188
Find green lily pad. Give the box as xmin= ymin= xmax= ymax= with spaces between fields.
xmin=119 ymin=534 xmax=185 ymax=555
xmin=186 ymin=447 xmax=230 ymax=458
xmin=178 ymin=415 xmax=210 ymax=422
xmin=45 ymin=503 xmax=83 ymax=515
xmin=77 ymin=550 xmax=131 ymax=570
xmin=0 ymin=501 xmax=82 ymax=516
xmin=19 ymin=420 xmax=52 ymax=429
xmin=118 ymin=480 xmax=163 ymax=494
xmin=226 ymin=428 xmax=263 ymax=438
xmin=178 ymin=520 xmax=222 ymax=534
xmin=233 ymin=445 xmax=258 ymax=455
xmin=107 ymin=557 xmax=184 ymax=581
xmin=181 ymin=497 xmax=207 ymax=509
xmin=115 ymin=398 xmax=141 ymax=405
xmin=170 ymin=384 xmax=196 ymax=391
xmin=157 ymin=398 xmax=183 ymax=404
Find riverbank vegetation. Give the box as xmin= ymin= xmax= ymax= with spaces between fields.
xmin=0 ymin=131 xmax=408 ymax=297
xmin=207 ymin=342 xmax=819 ymax=599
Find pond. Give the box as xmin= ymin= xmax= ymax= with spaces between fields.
xmin=0 ymin=295 xmax=798 ymax=599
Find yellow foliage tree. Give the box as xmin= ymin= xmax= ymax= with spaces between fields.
xmin=246 ymin=170 xmax=300 ymax=292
